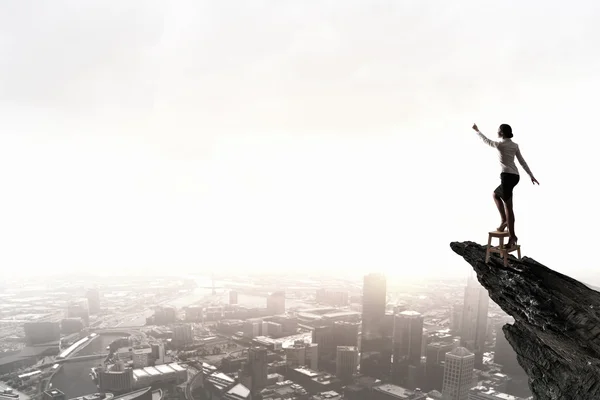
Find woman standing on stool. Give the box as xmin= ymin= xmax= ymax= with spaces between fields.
xmin=471 ymin=123 xmax=539 ymax=248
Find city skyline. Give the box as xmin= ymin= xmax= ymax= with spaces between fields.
xmin=0 ymin=267 xmax=533 ymax=399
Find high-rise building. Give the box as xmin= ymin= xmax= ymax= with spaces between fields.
xmin=172 ymin=324 xmax=193 ymax=346
xmin=316 ymin=289 xmax=349 ymax=306
xmin=313 ymin=325 xmax=335 ymax=367
xmin=360 ymin=273 xmax=389 ymax=379
xmin=442 ymin=347 xmax=475 ymax=400
xmin=86 ymin=288 xmax=101 ymax=315
xmin=153 ymin=306 xmax=177 ymax=325
xmin=243 ymin=320 xmax=262 ymax=339
xmin=132 ymin=345 xmax=153 ymax=368
xmin=262 ymin=321 xmax=283 ymax=337
xmin=24 ymin=322 xmax=60 ymax=346
xmin=95 ymin=365 xmax=134 ymax=392
xmin=67 ymin=298 xmax=90 ymax=326
xmin=245 ymin=346 xmax=268 ymax=393
xmin=285 ymin=340 xmax=318 ymax=370
xmin=151 ymin=342 xmax=166 ymax=364
xmin=336 ymin=346 xmax=358 ymax=383
xmin=333 ymin=321 xmax=360 ymax=348
xmin=60 ymin=318 xmax=84 ymax=334
xmin=451 ymin=304 xmax=463 ymax=333
xmin=425 ymin=341 xmax=455 ymax=391
xmin=185 ymin=306 xmax=203 ymax=322
xmin=267 ymin=291 xmax=286 ymax=315
xmin=392 ymin=311 xmax=424 ymax=388
xmin=461 ymin=278 xmax=489 ymax=368
xmin=230 ymin=291 xmax=238 ymax=305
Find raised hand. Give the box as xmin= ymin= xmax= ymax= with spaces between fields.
xmin=472 ymin=123 xmax=479 ymax=132
xmin=531 ymin=177 xmax=540 ymax=185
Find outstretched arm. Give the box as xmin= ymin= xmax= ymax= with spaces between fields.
xmin=516 ymin=146 xmax=539 ymax=185
xmin=471 ymin=123 xmax=499 ymax=148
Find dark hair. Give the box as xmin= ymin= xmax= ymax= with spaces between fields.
xmin=499 ymin=124 xmax=513 ymax=138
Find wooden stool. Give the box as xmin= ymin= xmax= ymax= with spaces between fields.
xmin=485 ymin=231 xmax=521 ymax=266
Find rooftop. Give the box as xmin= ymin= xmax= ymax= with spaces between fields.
xmin=373 ymin=384 xmax=427 ymax=399
xmin=470 ymin=386 xmax=525 ymax=400
xmin=448 ymin=347 xmax=474 ymax=358
xmin=312 ymin=391 xmax=341 ymax=400
xmin=112 ymin=387 xmax=151 ymax=400
xmin=225 ymin=384 xmax=250 ymax=400
xmin=399 ymin=310 xmax=422 ymax=317
xmin=293 ymin=366 xmax=320 ymax=377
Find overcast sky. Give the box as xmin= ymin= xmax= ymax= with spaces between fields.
xmin=1 ymin=1 xmax=599 ymax=283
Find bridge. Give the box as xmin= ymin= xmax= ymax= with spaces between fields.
xmin=91 ymin=328 xmax=142 ymax=334
xmin=56 ymin=353 xmax=108 ymax=364
xmin=90 ymin=328 xmax=147 ymax=340
xmin=38 ymin=353 xmax=109 ymax=370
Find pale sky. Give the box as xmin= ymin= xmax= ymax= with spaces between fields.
xmin=1 ymin=1 xmax=599 ymax=282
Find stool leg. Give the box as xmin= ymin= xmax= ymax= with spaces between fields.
xmin=517 ymin=246 xmax=521 ymax=259
xmin=499 ymin=237 xmax=504 ymax=249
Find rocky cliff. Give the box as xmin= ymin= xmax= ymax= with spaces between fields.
xmin=450 ymin=241 xmax=600 ymax=400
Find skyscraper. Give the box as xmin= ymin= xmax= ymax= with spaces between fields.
xmin=267 ymin=291 xmax=285 ymax=315
xmin=285 ymin=340 xmax=318 ymax=370
xmin=245 ymin=346 xmax=268 ymax=393
xmin=360 ymin=273 xmax=390 ymax=379
xmin=451 ymin=303 xmax=463 ymax=333
xmin=333 ymin=321 xmax=360 ymax=350
xmin=313 ymin=324 xmax=335 ymax=371
xmin=461 ymin=277 xmax=489 ymax=368
xmin=230 ymin=290 xmax=238 ymax=305
xmin=392 ymin=311 xmax=424 ymax=387
xmin=67 ymin=298 xmax=90 ymax=326
xmin=425 ymin=341 xmax=455 ymax=391
xmin=24 ymin=322 xmax=60 ymax=345
xmin=442 ymin=347 xmax=475 ymax=400
xmin=86 ymin=288 xmax=101 ymax=315
xmin=172 ymin=324 xmax=193 ymax=347
xmin=336 ymin=346 xmax=359 ymax=383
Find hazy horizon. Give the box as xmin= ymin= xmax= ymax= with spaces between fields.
xmin=1 ymin=1 xmax=598 ymax=282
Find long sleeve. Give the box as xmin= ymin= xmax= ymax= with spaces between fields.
xmin=476 ymin=131 xmax=500 ymax=148
xmin=516 ymin=145 xmax=534 ymax=177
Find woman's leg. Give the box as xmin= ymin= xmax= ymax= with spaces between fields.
xmin=494 ymin=192 xmax=507 ymax=231
xmin=504 ymin=197 xmax=517 ymax=245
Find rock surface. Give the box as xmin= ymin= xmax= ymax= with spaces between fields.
xmin=450 ymin=241 xmax=600 ymax=400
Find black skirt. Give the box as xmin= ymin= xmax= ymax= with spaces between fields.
xmin=494 ymin=172 xmax=520 ymax=201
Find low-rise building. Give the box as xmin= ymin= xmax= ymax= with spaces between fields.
xmin=371 ymin=384 xmax=428 ymax=400
xmin=311 ymin=391 xmax=342 ymax=400
xmin=259 ymin=380 xmax=310 ymax=400
xmin=468 ymin=386 xmax=529 ymax=400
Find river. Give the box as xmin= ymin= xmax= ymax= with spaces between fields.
xmin=48 ymin=280 xmax=313 ymax=398
xmin=49 ymin=334 xmax=122 ymax=399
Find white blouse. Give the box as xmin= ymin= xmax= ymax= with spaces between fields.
xmin=476 ymin=132 xmax=534 ymax=178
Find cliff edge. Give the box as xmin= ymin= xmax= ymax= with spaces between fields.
xmin=450 ymin=241 xmax=600 ymax=400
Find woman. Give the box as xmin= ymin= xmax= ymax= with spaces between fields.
xmin=471 ymin=123 xmax=539 ymax=248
